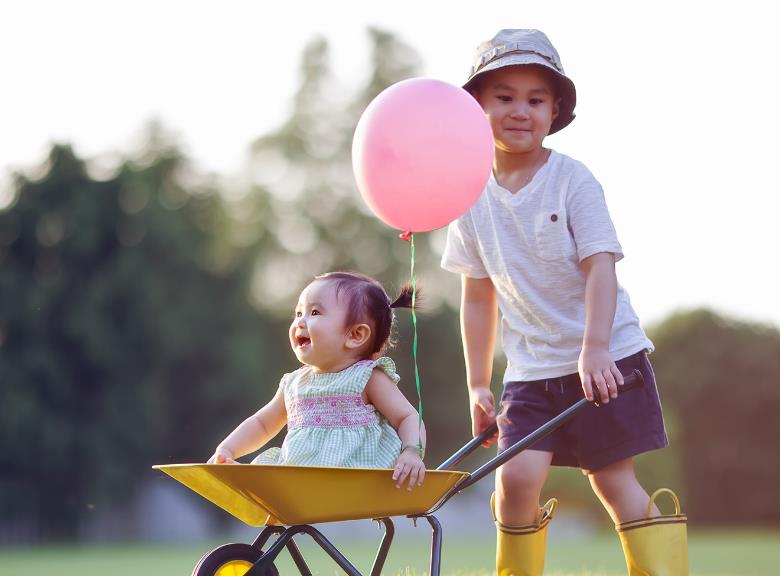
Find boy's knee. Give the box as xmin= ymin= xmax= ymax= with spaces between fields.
xmin=588 ymin=459 xmax=640 ymax=497
xmin=497 ymin=461 xmax=546 ymax=497
xmin=589 ymin=458 xmax=634 ymax=480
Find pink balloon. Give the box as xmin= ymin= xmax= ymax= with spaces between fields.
xmin=352 ymin=78 xmax=494 ymax=232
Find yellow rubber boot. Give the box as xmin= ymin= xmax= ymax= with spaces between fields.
xmin=616 ymin=488 xmax=689 ymax=576
xmin=492 ymin=492 xmax=557 ymax=576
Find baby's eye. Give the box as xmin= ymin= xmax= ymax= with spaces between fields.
xmin=529 ymin=98 xmax=544 ymax=105
xmin=497 ymin=95 xmax=512 ymax=102
xmin=311 ymin=309 xmax=321 ymax=316
xmin=295 ymin=310 xmax=302 ymax=318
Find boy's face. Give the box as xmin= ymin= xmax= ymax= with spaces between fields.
xmin=474 ymin=65 xmax=560 ymax=155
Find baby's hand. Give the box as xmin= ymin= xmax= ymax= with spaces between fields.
xmin=207 ymin=447 xmax=237 ymax=464
xmin=393 ymin=446 xmax=426 ymax=491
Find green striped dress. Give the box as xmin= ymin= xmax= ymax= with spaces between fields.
xmin=251 ymin=357 xmax=403 ymax=468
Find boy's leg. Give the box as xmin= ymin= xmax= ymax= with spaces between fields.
xmin=494 ymin=449 xmax=555 ymax=576
xmin=588 ymin=458 xmax=688 ymax=575
xmin=496 ymin=449 xmax=553 ymax=524
xmin=586 ymin=457 xmax=658 ymax=524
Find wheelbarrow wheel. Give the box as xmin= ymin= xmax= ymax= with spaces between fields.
xmin=192 ymin=542 xmax=279 ymax=576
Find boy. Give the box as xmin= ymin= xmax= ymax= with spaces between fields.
xmin=441 ymin=29 xmax=687 ymax=575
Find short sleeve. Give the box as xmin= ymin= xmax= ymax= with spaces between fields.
xmin=278 ymin=371 xmax=296 ymax=392
xmin=567 ymin=169 xmax=624 ymax=263
xmin=373 ymin=357 xmax=401 ymax=385
xmin=440 ymin=216 xmax=489 ymax=278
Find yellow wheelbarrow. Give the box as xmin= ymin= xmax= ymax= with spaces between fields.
xmin=155 ymin=370 xmax=644 ymax=576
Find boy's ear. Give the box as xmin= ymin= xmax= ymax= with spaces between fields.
xmin=552 ymin=96 xmax=561 ymax=122
xmin=345 ymin=323 xmax=371 ymax=350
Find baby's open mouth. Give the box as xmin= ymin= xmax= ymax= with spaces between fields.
xmin=296 ymin=336 xmax=311 ymax=347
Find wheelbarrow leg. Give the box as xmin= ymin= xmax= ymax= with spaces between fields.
xmin=370 ymin=517 xmax=395 ymax=576
xmin=425 ymin=515 xmax=443 ymax=576
xmin=298 ymin=525 xmax=363 ymax=575
xmin=249 ymin=525 xmax=362 ymax=575
xmin=247 ymin=526 xmax=310 ymax=575
xmin=248 ymin=520 xmax=398 ymax=576
xmin=251 ymin=525 xmax=284 ymax=549
xmin=284 ymin=538 xmax=311 ymax=575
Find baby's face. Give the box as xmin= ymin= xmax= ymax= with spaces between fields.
xmin=474 ymin=65 xmax=560 ymax=155
xmin=289 ymin=280 xmax=351 ymax=372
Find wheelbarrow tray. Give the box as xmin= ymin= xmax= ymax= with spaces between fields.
xmin=153 ymin=463 xmax=468 ymax=526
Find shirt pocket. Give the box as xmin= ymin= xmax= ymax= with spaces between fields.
xmin=534 ymin=209 xmax=576 ymax=261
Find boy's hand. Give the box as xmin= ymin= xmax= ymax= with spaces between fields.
xmin=469 ymin=388 xmax=497 ymax=446
xmin=578 ymin=346 xmax=623 ymax=404
xmin=392 ymin=447 xmax=426 ymax=490
xmin=207 ymin=447 xmax=237 ymax=464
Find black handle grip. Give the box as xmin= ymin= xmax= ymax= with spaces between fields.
xmin=620 ymin=368 xmax=644 ymax=392
xmin=591 ymin=368 xmax=644 ymax=405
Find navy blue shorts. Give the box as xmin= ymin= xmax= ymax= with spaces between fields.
xmin=497 ymin=350 xmax=668 ymax=472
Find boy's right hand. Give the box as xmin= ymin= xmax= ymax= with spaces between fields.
xmin=469 ymin=388 xmax=497 ymax=446
xmin=207 ymin=447 xmax=237 ymax=464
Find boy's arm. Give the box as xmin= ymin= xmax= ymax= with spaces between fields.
xmin=579 ymin=252 xmax=625 ymax=404
xmin=461 ymin=275 xmax=498 ymax=442
xmin=209 ymin=388 xmax=287 ymax=463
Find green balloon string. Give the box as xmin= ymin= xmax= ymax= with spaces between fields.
xmin=409 ymin=233 xmax=423 ymax=455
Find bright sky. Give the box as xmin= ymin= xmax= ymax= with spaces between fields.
xmin=2 ymin=1 xmax=778 ymax=329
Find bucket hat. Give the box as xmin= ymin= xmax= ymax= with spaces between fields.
xmin=463 ymin=29 xmax=576 ymax=134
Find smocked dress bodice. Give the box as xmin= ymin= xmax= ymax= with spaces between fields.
xmin=251 ymin=357 xmax=403 ymax=468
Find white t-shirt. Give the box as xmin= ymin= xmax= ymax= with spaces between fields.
xmin=441 ymin=150 xmax=653 ymax=382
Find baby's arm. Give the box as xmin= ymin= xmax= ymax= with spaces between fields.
xmin=365 ymin=369 xmax=426 ymax=490
xmin=579 ymin=252 xmax=624 ymax=404
xmin=461 ymin=275 xmax=498 ymax=445
xmin=208 ymin=387 xmax=287 ymax=463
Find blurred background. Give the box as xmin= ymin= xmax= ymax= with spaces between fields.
xmin=1 ymin=1 xmax=779 ymax=574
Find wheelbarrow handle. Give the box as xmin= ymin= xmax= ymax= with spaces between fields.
xmin=436 ymin=369 xmax=644 ymax=475
xmin=436 ymin=424 xmax=499 ymax=472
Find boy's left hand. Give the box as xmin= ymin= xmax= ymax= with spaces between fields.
xmin=392 ymin=447 xmax=426 ymax=490
xmin=578 ymin=346 xmax=623 ymax=404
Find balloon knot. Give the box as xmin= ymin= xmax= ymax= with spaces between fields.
xmin=399 ymin=231 xmax=413 ymax=242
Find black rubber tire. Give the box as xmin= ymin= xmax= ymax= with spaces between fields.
xmin=191 ymin=542 xmax=279 ymax=576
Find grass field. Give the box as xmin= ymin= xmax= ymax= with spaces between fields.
xmin=0 ymin=530 xmax=776 ymax=575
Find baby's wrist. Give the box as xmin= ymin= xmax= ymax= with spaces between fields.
xmin=400 ymin=443 xmax=425 ymax=459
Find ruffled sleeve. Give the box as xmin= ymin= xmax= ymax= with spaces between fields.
xmin=372 ymin=357 xmax=401 ymax=385
xmin=278 ymin=367 xmax=306 ymax=404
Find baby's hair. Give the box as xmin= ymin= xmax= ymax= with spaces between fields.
xmin=314 ymin=271 xmax=419 ymax=357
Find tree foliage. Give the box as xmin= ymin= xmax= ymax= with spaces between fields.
xmin=0 ymin=142 xmax=289 ymax=540
xmin=648 ymin=309 xmax=780 ymax=525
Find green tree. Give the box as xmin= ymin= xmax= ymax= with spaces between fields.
xmin=0 ymin=140 xmax=287 ymax=540
xmin=648 ymin=309 xmax=780 ymax=525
